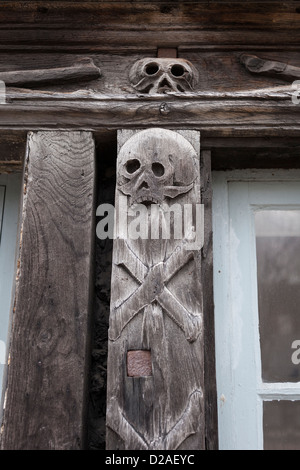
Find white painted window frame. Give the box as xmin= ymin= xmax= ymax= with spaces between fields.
xmin=0 ymin=186 xmax=5 ymax=237
xmin=0 ymin=173 xmax=21 ymax=419
xmin=212 ymin=169 xmax=300 ymax=450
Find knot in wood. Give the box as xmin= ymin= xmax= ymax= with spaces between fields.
xmin=159 ymin=102 xmax=170 ymax=115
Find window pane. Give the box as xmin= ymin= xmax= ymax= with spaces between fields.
xmin=255 ymin=210 xmax=300 ymax=382
xmin=0 ymin=186 xmax=4 ymax=241
xmin=264 ymin=401 xmax=300 ymax=450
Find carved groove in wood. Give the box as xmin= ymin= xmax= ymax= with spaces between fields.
xmin=106 ymin=128 xmax=204 ymax=450
xmin=129 ymin=58 xmax=199 ymax=94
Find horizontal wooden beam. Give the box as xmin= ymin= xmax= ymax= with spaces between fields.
xmin=0 ymin=2 xmax=298 ymax=30
xmin=0 ymin=29 xmax=299 ymax=52
xmin=0 ymin=89 xmax=299 ymax=138
xmin=0 ymin=2 xmax=297 ymax=52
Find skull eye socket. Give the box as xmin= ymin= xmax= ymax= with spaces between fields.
xmin=145 ymin=63 xmax=159 ymax=76
xmin=171 ymin=64 xmax=185 ymax=77
xmin=152 ymin=162 xmax=165 ymax=177
xmin=126 ymin=159 xmax=141 ymax=174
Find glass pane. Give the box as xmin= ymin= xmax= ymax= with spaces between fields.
xmin=0 ymin=186 xmax=4 ymax=241
xmin=255 ymin=210 xmax=300 ymax=382
xmin=264 ymin=401 xmax=300 ymax=450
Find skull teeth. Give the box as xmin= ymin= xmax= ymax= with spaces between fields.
xmin=134 ymin=195 xmax=160 ymax=205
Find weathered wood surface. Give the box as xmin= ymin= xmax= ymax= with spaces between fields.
xmin=0 ymin=58 xmax=101 ymax=87
xmin=200 ymin=150 xmax=218 ymax=449
xmin=241 ymin=54 xmax=300 ymax=82
xmin=0 ymin=131 xmax=96 ymax=450
xmin=0 ymin=50 xmax=298 ymax=96
xmin=0 ymin=1 xmax=297 ymax=31
xmin=0 ymin=88 xmax=299 ymax=138
xmin=106 ymin=128 xmax=205 ymax=450
xmin=0 ymin=2 xmax=298 ymax=54
xmin=0 ymin=131 xmax=26 ymax=173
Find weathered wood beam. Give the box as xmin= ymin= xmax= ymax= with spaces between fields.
xmin=201 ymin=150 xmax=218 ymax=449
xmin=0 ymin=89 xmax=298 ymax=137
xmin=0 ymin=29 xmax=299 ymax=52
xmin=0 ymin=2 xmax=298 ymax=31
xmin=0 ymin=131 xmax=96 ymax=450
xmin=0 ymin=59 xmax=101 ymax=87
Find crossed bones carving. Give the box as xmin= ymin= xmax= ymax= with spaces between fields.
xmin=107 ymin=389 xmax=203 ymax=450
xmin=109 ymin=237 xmax=202 ymax=343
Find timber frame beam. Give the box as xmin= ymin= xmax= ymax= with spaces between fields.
xmin=1 ymin=87 xmax=300 ymax=174
xmin=0 ymin=2 xmax=299 ymax=52
xmin=0 ymin=87 xmax=299 ymax=137
xmin=0 ymin=131 xmax=96 ymax=450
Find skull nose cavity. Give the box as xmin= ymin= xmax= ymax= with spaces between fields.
xmin=158 ymin=77 xmax=173 ymax=91
xmin=139 ymin=181 xmax=150 ymax=190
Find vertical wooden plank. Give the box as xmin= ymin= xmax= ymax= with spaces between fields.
xmin=201 ymin=150 xmax=218 ymax=450
xmin=106 ymin=128 xmax=205 ymax=450
xmin=0 ymin=131 xmax=96 ymax=450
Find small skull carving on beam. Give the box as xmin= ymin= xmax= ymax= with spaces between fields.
xmin=129 ymin=58 xmax=199 ymax=94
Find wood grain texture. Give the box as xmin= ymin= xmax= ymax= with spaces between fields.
xmin=241 ymin=54 xmax=300 ymax=82
xmin=0 ymin=2 xmax=298 ymax=30
xmin=0 ymin=2 xmax=298 ymax=52
xmin=0 ymin=131 xmax=26 ymax=173
xmin=0 ymin=88 xmax=299 ymax=137
xmin=200 ymin=150 xmax=218 ymax=450
xmin=0 ymin=30 xmax=300 ymax=53
xmin=0 ymin=131 xmax=96 ymax=450
xmin=0 ymin=50 xmax=299 ymax=96
xmin=106 ymin=128 xmax=204 ymax=450
xmin=0 ymin=58 xmax=101 ymax=87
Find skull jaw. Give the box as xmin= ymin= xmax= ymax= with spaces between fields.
xmin=119 ymin=182 xmax=195 ymax=208
xmin=130 ymin=189 xmax=163 ymax=207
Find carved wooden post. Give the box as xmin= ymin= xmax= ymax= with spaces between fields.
xmin=106 ymin=128 xmax=204 ymax=450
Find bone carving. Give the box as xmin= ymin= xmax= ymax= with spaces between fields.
xmin=106 ymin=128 xmax=204 ymax=450
xmin=241 ymin=54 xmax=300 ymax=82
xmin=129 ymin=58 xmax=199 ymax=94
xmin=107 ymin=390 xmax=203 ymax=450
xmin=0 ymin=58 xmax=101 ymax=88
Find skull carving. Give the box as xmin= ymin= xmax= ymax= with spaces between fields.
xmin=118 ymin=128 xmax=198 ymax=207
xmin=129 ymin=58 xmax=198 ymax=94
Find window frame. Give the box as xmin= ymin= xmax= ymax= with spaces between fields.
xmin=212 ymin=169 xmax=300 ymax=450
xmin=0 ymin=173 xmax=21 ymax=420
